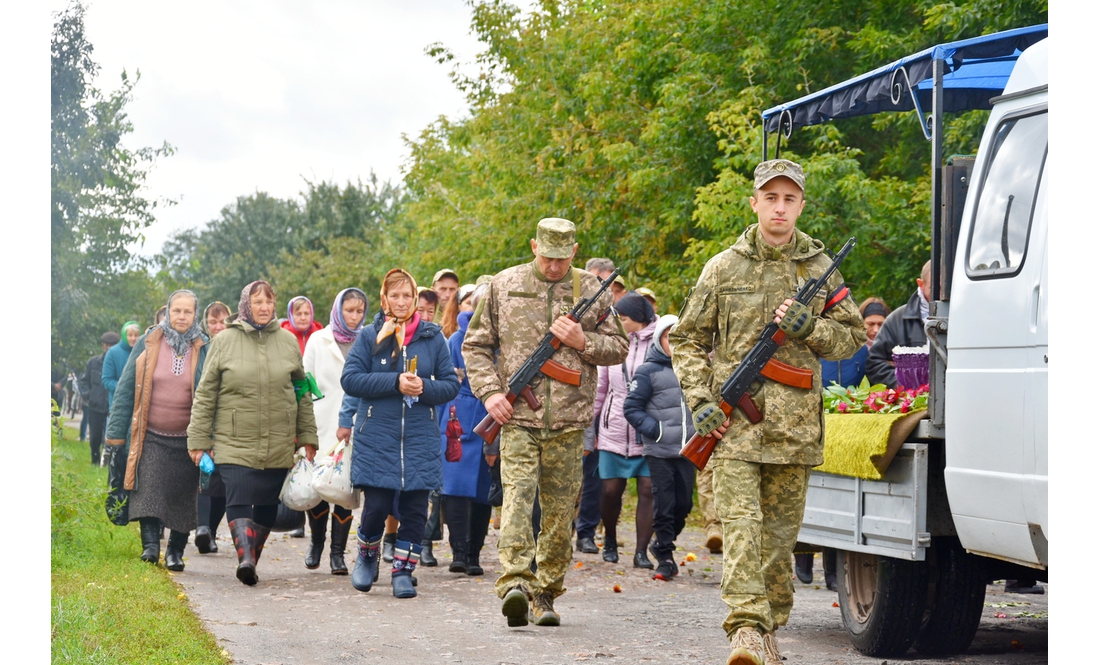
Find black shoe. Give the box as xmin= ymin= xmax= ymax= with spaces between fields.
xmin=165 ymin=530 xmax=188 ymax=572
xmin=602 ymin=546 xmax=619 ymax=563
xmin=1005 ymin=580 xmax=1045 ymax=594
xmin=140 ymin=518 xmax=161 ymax=564
xmin=421 ymin=540 xmax=438 ymax=567
xmin=466 ymin=548 xmax=484 ymax=576
xmin=288 ymin=526 xmax=305 ymax=538
xmin=329 ymin=513 xmax=352 ymax=575
xmin=794 ymin=553 xmax=814 ymax=584
xmin=653 ymin=559 xmax=678 ymax=581
xmin=576 ymin=537 xmax=599 ymax=554
xmin=825 ymin=572 xmax=838 ymax=592
xmin=194 ymin=526 xmax=214 ymax=554
xmin=381 ymin=533 xmax=397 ymax=563
xmin=633 ymin=551 xmax=654 ymax=570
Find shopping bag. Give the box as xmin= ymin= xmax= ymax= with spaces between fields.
xmin=445 ymin=405 xmax=463 ymax=463
xmin=272 ymin=502 xmax=305 ymax=532
xmin=105 ymin=443 xmax=130 ymax=526
xmin=280 ymin=455 xmax=322 ymax=511
xmin=312 ymin=438 xmax=359 ymax=510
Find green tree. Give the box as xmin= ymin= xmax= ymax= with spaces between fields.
xmin=51 ymin=1 xmax=173 ymax=371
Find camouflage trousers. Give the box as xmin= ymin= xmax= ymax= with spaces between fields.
xmin=494 ymin=425 xmax=584 ymax=601
xmin=712 ymin=458 xmax=810 ymax=638
xmin=696 ymin=462 xmax=721 ymax=539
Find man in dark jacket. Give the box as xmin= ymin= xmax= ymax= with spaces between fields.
xmin=81 ymin=332 xmax=119 ymax=465
xmin=865 ymin=261 xmax=931 ymax=388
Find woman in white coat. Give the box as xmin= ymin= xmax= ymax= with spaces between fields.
xmin=301 ymin=287 xmax=369 ymax=574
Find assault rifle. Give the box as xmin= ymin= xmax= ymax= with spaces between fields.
xmin=473 ymin=268 xmax=620 ymax=444
xmin=680 ymin=238 xmax=856 ymax=470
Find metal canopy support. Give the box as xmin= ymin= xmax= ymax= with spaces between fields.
xmin=931 ymin=58 xmax=944 ymax=302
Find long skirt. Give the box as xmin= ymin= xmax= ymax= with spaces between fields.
xmin=129 ymin=431 xmax=199 ymax=533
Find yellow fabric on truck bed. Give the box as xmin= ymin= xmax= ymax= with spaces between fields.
xmin=815 ymin=410 xmax=927 ymax=480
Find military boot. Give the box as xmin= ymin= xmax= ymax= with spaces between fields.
xmin=762 ymin=632 xmax=782 ymax=665
xmin=528 ymin=592 xmax=561 ymax=626
xmin=501 ymin=585 xmax=531 ymax=627
xmin=726 ymin=627 xmax=765 ymax=665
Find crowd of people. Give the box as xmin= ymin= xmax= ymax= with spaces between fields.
xmin=59 ymin=156 xmax=967 ymax=665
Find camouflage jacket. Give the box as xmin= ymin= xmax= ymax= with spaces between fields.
xmin=670 ymin=225 xmax=866 ymax=465
xmin=462 ymin=261 xmax=629 ymax=431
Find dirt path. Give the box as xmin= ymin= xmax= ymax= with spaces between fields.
xmin=171 ymin=517 xmax=1047 ymax=665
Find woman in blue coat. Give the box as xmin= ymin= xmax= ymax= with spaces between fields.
xmin=341 ymin=269 xmax=460 ymax=598
xmin=439 ymin=285 xmax=494 ymax=576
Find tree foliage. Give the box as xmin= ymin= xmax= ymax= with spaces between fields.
xmin=399 ymin=0 xmax=1047 ymax=311
xmin=51 ymin=1 xmax=173 ymax=372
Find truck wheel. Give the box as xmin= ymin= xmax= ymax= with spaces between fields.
xmin=913 ymin=538 xmax=987 ymax=655
xmin=837 ymin=550 xmax=928 ymax=657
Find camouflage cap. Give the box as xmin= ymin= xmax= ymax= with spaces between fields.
xmin=534 ymin=218 xmax=577 ymax=259
xmin=754 ymin=159 xmax=805 ymax=192
xmin=475 ymin=274 xmax=494 ymax=286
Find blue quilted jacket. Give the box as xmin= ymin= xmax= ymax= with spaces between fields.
xmin=341 ymin=311 xmax=459 ymax=491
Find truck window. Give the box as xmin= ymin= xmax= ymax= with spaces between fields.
xmin=965 ymin=110 xmax=1047 ymax=278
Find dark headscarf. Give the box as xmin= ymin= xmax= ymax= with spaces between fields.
xmin=331 ymin=288 xmax=369 ymax=345
xmin=616 ymin=291 xmax=656 ymax=325
xmin=158 ymin=290 xmax=203 ymax=357
xmin=238 ymin=280 xmax=274 ymax=328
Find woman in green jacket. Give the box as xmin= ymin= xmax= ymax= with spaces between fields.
xmin=105 ymin=290 xmax=208 ymax=571
xmin=187 ymin=280 xmax=319 ymax=586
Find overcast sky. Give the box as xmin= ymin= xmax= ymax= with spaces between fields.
xmin=58 ymin=0 xmax=502 ymax=256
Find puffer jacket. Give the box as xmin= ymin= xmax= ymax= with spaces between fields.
xmin=341 ymin=311 xmax=460 ymax=492
xmin=105 ymin=327 xmax=208 ymax=490
xmin=592 ymin=319 xmax=656 ymax=457
xmin=187 ymin=318 xmax=318 ymax=468
xmin=622 ymin=341 xmax=696 ymax=458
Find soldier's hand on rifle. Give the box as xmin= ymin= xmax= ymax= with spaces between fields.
xmin=398 ymin=372 xmax=424 ymax=397
xmin=550 ymin=315 xmax=586 ymax=351
xmin=775 ymin=298 xmax=816 ymax=339
xmin=485 ymin=393 xmax=514 ymax=426
xmin=693 ymin=402 xmax=730 ymax=439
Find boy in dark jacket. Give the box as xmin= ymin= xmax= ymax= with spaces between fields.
xmin=623 ymin=315 xmax=696 ymax=581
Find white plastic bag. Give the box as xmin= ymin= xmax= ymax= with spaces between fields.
xmin=280 ymin=455 xmax=322 ymax=511
xmin=312 ymin=438 xmax=359 ymax=510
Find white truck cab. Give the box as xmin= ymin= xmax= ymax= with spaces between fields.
xmin=760 ymin=26 xmax=1048 ymax=658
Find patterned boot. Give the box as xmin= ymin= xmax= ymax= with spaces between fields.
xmin=391 ymin=540 xmax=422 ymax=599
xmin=351 ymin=532 xmax=383 ymax=592
xmin=229 ymin=519 xmax=258 ymax=586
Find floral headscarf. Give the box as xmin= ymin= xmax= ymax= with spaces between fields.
xmin=287 ymin=296 xmax=314 ymax=332
xmin=158 ymin=290 xmax=204 ymax=357
xmin=238 ymin=280 xmax=274 ymax=327
xmin=200 ymin=301 xmax=232 ymax=337
xmin=331 ymin=288 xmax=369 ymax=345
xmin=376 ymin=269 xmax=419 ymax=353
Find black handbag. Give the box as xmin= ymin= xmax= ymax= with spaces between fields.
xmin=487 ymin=458 xmax=503 ymax=507
xmin=272 ymin=501 xmax=306 ymax=532
xmin=105 ymin=444 xmax=130 ymax=526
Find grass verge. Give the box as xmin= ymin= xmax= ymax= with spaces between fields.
xmin=51 ymin=424 xmax=228 ymax=664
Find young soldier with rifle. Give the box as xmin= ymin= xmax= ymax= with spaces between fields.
xmin=462 ymin=218 xmax=629 ymax=628
xmin=669 ymin=160 xmax=866 ymax=665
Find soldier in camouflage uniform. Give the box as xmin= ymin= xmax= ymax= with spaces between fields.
xmin=462 ymin=218 xmax=629 ymax=628
xmin=669 ymin=160 xmax=865 ymax=665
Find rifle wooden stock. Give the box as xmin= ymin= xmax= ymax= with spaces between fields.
xmin=472 ymin=386 xmax=541 ymax=445
xmin=679 ymin=394 xmax=764 ymax=471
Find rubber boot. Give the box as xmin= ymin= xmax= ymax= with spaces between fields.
xmin=382 ymin=532 xmax=397 ymax=563
xmin=140 ymin=518 xmax=162 ymax=564
xmin=230 ymin=519 xmax=263 ymax=586
xmin=165 ymin=530 xmax=188 ymax=572
xmin=421 ymin=539 xmax=439 ymax=567
xmin=352 ymin=532 xmax=383 ymax=592
xmin=391 ymin=540 xmax=422 ymax=599
xmin=304 ymin=505 xmax=328 ymax=570
xmin=329 ymin=510 xmax=352 ymax=575
xmin=195 ymin=495 xmax=215 ymax=553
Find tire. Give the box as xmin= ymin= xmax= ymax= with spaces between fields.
xmin=837 ymin=550 xmax=928 ymax=657
xmin=913 ymin=537 xmax=987 ymax=655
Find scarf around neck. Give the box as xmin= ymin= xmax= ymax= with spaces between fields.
xmin=158 ymin=290 xmax=204 ymax=357
xmin=376 ymin=269 xmax=419 ymax=354
xmin=331 ymin=288 xmax=369 ymax=345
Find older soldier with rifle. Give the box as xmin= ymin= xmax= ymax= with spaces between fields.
xmin=670 ymin=160 xmax=865 ymax=665
xmin=463 ymin=218 xmax=628 ymax=628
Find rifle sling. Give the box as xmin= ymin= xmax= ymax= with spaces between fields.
xmin=760 ymin=358 xmax=814 ymax=389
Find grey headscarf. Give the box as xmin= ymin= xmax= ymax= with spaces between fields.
xmin=158 ymin=289 xmax=204 ymax=356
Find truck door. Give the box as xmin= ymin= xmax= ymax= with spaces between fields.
xmin=944 ymin=106 xmax=1047 ymax=566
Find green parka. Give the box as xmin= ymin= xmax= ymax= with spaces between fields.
xmin=187 ymin=317 xmax=318 ymax=469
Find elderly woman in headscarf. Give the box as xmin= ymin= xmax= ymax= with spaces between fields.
xmin=282 ymin=295 xmax=323 ymax=354
xmin=302 ymin=287 xmax=369 ymax=574
xmin=187 ymin=280 xmax=318 ymax=586
xmin=105 ymin=290 xmax=209 ymax=571
xmin=102 ymin=320 xmax=142 ymax=410
xmin=340 ymin=269 xmax=459 ymax=598
xmin=193 ymin=301 xmax=233 ymax=555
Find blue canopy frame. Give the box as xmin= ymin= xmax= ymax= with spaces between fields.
xmin=759 ymin=24 xmax=1047 ymax=304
